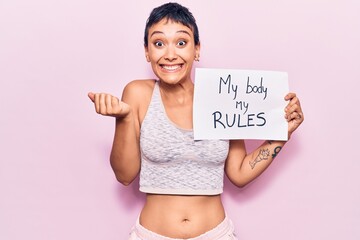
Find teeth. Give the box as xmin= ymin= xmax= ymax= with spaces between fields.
xmin=162 ymin=65 xmax=181 ymax=70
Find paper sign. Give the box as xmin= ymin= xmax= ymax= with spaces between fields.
xmin=193 ymin=68 xmax=289 ymax=140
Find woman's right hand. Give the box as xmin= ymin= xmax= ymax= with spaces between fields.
xmin=88 ymin=92 xmax=131 ymax=119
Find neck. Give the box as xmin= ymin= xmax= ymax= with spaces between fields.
xmin=159 ymin=80 xmax=194 ymax=105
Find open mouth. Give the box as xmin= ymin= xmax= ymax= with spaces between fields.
xmin=160 ymin=64 xmax=184 ymax=72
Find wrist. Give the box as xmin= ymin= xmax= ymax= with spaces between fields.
xmin=115 ymin=111 xmax=134 ymax=123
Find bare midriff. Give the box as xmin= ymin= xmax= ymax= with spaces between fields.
xmin=139 ymin=194 xmax=226 ymax=239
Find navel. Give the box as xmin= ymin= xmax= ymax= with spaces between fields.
xmin=182 ymin=218 xmax=190 ymax=223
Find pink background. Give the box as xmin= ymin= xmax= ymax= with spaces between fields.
xmin=1 ymin=0 xmax=359 ymax=239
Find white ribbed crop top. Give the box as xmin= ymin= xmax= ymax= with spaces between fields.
xmin=139 ymin=81 xmax=230 ymax=195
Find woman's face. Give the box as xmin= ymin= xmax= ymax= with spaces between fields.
xmin=145 ymin=19 xmax=200 ymax=85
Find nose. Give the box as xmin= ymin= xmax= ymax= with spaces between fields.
xmin=164 ymin=45 xmax=177 ymax=61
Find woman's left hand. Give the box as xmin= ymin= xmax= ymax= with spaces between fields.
xmin=285 ymin=93 xmax=304 ymax=138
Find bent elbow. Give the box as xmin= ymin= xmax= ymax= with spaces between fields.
xmin=109 ymin=154 xmax=140 ymax=187
xmin=118 ymin=179 xmax=132 ymax=186
xmin=235 ymin=181 xmax=249 ymax=188
xmin=229 ymin=177 xmax=250 ymax=188
xmin=114 ymin=174 xmax=134 ymax=186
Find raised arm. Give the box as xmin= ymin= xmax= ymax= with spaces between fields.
xmin=88 ymin=81 xmax=143 ymax=186
xmin=225 ymin=92 xmax=304 ymax=187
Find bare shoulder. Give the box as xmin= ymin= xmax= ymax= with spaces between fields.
xmin=122 ymin=79 xmax=155 ymax=102
xmin=122 ymin=80 xmax=156 ymax=122
xmin=123 ymin=79 xmax=154 ymax=96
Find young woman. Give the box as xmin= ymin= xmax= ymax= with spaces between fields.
xmin=88 ymin=3 xmax=304 ymax=239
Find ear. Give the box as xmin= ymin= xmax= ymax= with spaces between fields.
xmin=195 ymin=43 xmax=201 ymax=61
xmin=144 ymin=45 xmax=150 ymax=62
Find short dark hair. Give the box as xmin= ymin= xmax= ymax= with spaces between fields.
xmin=144 ymin=2 xmax=200 ymax=47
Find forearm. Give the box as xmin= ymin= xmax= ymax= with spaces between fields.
xmin=226 ymin=139 xmax=287 ymax=187
xmin=110 ymin=112 xmax=141 ymax=185
xmin=240 ymin=140 xmax=286 ymax=185
xmin=227 ymin=92 xmax=304 ymax=187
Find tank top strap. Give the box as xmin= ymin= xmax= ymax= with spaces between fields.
xmin=153 ymin=80 xmax=160 ymax=96
xmin=142 ymin=80 xmax=164 ymax=127
xmin=149 ymin=80 xmax=161 ymax=108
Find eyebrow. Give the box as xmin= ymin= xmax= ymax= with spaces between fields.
xmin=150 ymin=30 xmax=191 ymax=38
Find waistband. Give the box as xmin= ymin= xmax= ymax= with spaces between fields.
xmin=131 ymin=215 xmax=236 ymax=240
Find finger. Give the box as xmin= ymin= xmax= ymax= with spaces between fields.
xmin=285 ymin=96 xmax=300 ymax=112
xmin=294 ymin=112 xmax=303 ymax=122
xmin=285 ymin=103 xmax=299 ymax=119
xmin=284 ymin=92 xmax=296 ymax=101
xmin=111 ymin=95 xmax=119 ymax=107
xmin=287 ymin=101 xmax=299 ymax=114
xmin=99 ymin=93 xmax=107 ymax=115
xmin=111 ymin=96 xmax=120 ymax=112
xmin=290 ymin=111 xmax=301 ymax=120
xmin=94 ymin=93 xmax=100 ymax=113
xmin=88 ymin=92 xmax=95 ymax=102
xmin=105 ymin=94 xmax=113 ymax=115
xmin=286 ymin=110 xmax=304 ymax=122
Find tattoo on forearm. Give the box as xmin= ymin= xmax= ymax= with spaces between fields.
xmin=249 ymin=149 xmax=270 ymax=169
xmin=249 ymin=145 xmax=283 ymax=169
xmin=268 ymin=140 xmax=283 ymax=158
xmin=272 ymin=146 xmax=282 ymax=159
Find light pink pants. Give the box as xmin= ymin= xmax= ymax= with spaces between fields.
xmin=129 ymin=216 xmax=238 ymax=240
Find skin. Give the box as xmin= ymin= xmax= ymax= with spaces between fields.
xmin=88 ymin=19 xmax=304 ymax=238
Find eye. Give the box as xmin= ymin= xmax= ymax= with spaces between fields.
xmin=154 ymin=41 xmax=164 ymax=47
xmin=177 ymin=40 xmax=187 ymax=46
